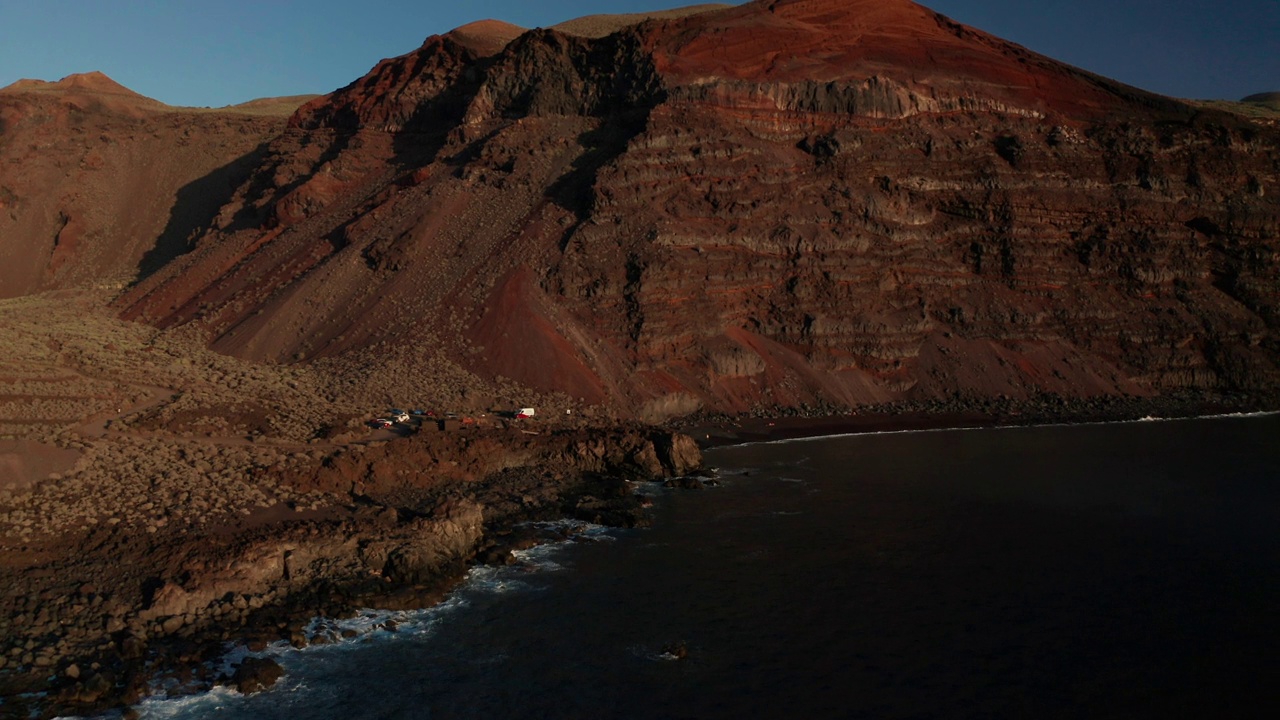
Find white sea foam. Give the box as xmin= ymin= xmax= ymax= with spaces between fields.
xmin=131 ymin=685 xmax=245 ymax=719
xmin=734 ymin=410 xmax=1280 ymax=448
xmin=466 ymin=565 xmax=537 ymax=593
xmin=120 ymin=519 xmax=624 ymax=717
xmin=628 ymin=644 xmax=685 ymax=662
xmin=518 ymin=518 xmax=613 ymax=537
xmin=631 ymin=480 xmax=668 ymax=497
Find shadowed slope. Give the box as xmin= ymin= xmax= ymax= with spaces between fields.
xmin=0 ymin=75 xmax=291 ymax=298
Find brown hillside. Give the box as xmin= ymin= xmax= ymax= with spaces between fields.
xmin=551 ymin=3 xmax=731 ymax=38
xmin=223 ymin=94 xmax=324 ymax=116
xmin=85 ymin=0 xmax=1280 ymax=417
xmin=0 ymin=75 xmax=299 ymax=298
xmin=448 ymin=19 xmax=528 ymax=55
xmin=1242 ymin=91 xmax=1280 ymax=113
xmin=3 ymin=71 xmax=151 ymax=100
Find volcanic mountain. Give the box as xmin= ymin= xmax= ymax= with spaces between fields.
xmin=108 ymin=0 xmax=1279 ymax=418
xmin=0 ymin=73 xmax=311 ymax=298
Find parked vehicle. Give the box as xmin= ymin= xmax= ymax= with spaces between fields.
xmin=516 ymin=407 xmax=536 ymax=418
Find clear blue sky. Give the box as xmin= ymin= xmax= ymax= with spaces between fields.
xmin=1 ymin=0 xmax=1275 ymax=107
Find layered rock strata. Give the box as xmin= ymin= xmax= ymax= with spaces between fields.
xmin=117 ymin=0 xmax=1279 ymax=417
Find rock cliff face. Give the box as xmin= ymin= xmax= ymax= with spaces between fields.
xmin=117 ymin=0 xmax=1279 ymax=416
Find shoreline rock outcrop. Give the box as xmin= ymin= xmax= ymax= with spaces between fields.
xmin=0 ymin=426 xmax=702 ymax=718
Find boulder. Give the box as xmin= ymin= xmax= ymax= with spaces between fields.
xmin=230 ymin=656 xmax=284 ymax=694
xmin=78 ymin=672 xmax=113 ymax=703
xmin=654 ymin=432 xmax=702 ymax=476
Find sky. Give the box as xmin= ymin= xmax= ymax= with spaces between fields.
xmin=0 ymin=0 xmax=1275 ymax=108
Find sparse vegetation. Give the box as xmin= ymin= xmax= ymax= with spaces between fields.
xmin=0 ymin=287 xmax=688 ymax=718
xmin=1190 ymin=96 xmax=1280 ymax=121
xmin=1241 ymin=91 xmax=1280 ymax=111
xmin=550 ymin=3 xmax=730 ymax=38
xmin=0 ymin=291 xmax=343 ymax=542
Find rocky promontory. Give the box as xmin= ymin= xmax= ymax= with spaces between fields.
xmin=0 ymin=418 xmax=702 ymax=718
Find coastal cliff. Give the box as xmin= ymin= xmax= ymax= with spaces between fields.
xmin=115 ymin=0 xmax=1278 ymax=416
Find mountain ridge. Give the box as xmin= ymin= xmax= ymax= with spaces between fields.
xmin=10 ymin=0 xmax=1280 ymax=418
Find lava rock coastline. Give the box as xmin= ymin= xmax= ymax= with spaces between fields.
xmin=0 ymin=426 xmax=703 ymax=717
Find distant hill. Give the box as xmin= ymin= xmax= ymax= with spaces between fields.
xmin=1193 ymin=91 xmax=1280 ymax=120
xmin=1 ymin=72 xmax=321 ymax=118
xmin=221 ymin=94 xmax=322 ymax=117
xmin=447 ymin=19 xmax=527 ymax=55
xmin=1243 ymin=91 xmax=1280 ymax=110
xmin=1 ymin=71 xmax=152 ymax=99
xmin=0 ymin=72 xmax=294 ymax=297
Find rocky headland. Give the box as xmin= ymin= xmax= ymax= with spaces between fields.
xmin=2 ymin=421 xmax=702 ymax=717
xmin=2 ymin=1 xmax=1279 ymax=716
xmin=0 ymin=297 xmax=705 ymax=717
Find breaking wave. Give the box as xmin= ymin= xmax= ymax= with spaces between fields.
xmin=111 ymin=520 xmax=619 ymax=719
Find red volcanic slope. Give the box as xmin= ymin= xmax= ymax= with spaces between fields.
xmin=0 ymin=74 xmax=299 ymax=298
xmin=117 ymin=0 xmax=1279 ymax=417
xmin=551 ymin=4 xmax=731 ymax=38
xmin=2 ymin=71 xmax=149 ymax=98
xmin=642 ymin=0 xmax=1133 ymax=119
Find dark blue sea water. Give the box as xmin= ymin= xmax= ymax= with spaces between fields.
xmin=132 ymin=414 xmax=1280 ymax=719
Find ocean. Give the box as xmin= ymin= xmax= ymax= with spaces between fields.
xmin=127 ymin=413 xmax=1280 ymax=719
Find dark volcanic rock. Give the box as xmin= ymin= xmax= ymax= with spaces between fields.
xmin=229 ymin=656 xmax=284 ymax=695
xmin=0 ymin=426 xmax=700 ymax=717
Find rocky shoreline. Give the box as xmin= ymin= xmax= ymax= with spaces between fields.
xmin=677 ymin=390 xmax=1280 ymax=447
xmin=0 ymin=425 xmax=704 ymax=719
xmin=3 ymin=391 xmax=1279 ymax=718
